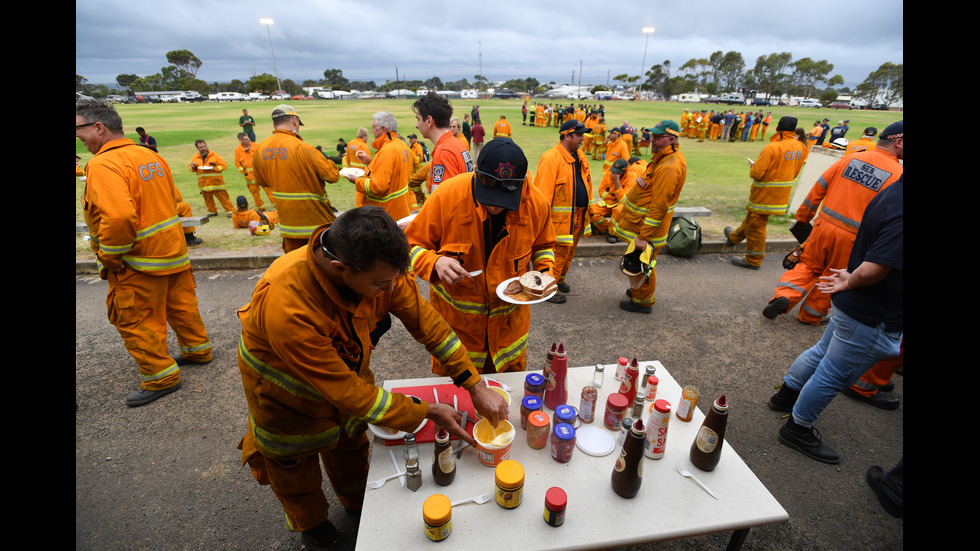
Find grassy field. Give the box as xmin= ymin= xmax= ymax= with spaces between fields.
xmin=75 ymin=99 xmax=902 ymax=255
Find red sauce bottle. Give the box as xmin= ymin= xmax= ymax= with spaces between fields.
xmin=543 ymin=343 xmax=568 ymax=410
xmin=689 ymin=395 xmax=729 ymax=471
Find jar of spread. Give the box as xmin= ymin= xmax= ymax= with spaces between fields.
xmin=422 ymin=494 xmax=452 ymax=541
xmin=604 ymin=393 xmax=629 ymax=431
xmin=524 ymin=373 xmax=546 ymax=399
xmin=527 ymin=410 xmax=551 ymax=449
xmin=520 ymin=395 xmax=543 ymax=430
xmin=543 ymin=487 xmax=567 ymax=527
xmin=579 ymin=386 xmax=597 ymax=423
xmin=676 ymin=385 xmax=700 ymax=422
xmin=554 ymin=404 xmax=576 ymax=426
xmin=494 ymin=460 xmax=525 ymax=509
xmin=550 ymin=422 xmax=576 ymax=463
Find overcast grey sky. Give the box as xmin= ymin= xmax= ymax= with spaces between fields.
xmin=76 ymin=0 xmax=903 ymax=89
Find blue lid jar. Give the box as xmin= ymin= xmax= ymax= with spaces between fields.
xmin=551 ymin=422 xmax=576 ymax=463
xmin=554 ymin=404 xmax=576 ymax=424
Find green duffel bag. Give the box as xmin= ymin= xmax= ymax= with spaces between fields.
xmin=665 ymin=215 xmax=702 ymax=257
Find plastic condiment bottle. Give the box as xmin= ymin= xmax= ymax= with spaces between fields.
xmin=432 ymin=428 xmax=456 ymax=485
xmin=618 ymin=358 xmax=640 ymax=406
xmin=675 ymin=385 xmax=700 ymax=422
xmin=611 ymin=418 xmax=646 ymax=498
xmin=543 ymin=343 xmax=568 ymax=410
xmin=615 ymin=357 xmax=629 ymax=381
xmin=644 ymin=399 xmax=671 ymax=459
xmin=690 ymin=394 xmax=729 ymax=471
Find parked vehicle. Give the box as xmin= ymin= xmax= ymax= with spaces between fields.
xmin=215 ymin=92 xmax=246 ymax=102
xmin=494 ymin=88 xmax=519 ymax=99
xmin=798 ymin=98 xmax=822 ymax=108
xmin=677 ymin=93 xmax=700 ymax=103
xmin=718 ymin=92 xmax=745 ymax=105
xmin=829 ymin=101 xmax=853 ymax=110
xmin=751 ymin=98 xmax=771 ymax=106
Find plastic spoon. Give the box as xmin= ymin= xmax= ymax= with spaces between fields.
xmin=677 ymin=464 xmax=718 ymax=499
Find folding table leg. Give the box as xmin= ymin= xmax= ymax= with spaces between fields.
xmin=726 ymin=528 xmax=750 ymax=551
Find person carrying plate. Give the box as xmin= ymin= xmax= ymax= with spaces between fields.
xmin=237 ymin=206 xmax=508 ymax=550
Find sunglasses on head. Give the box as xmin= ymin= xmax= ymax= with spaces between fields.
xmin=474 ymin=170 xmax=523 ymax=192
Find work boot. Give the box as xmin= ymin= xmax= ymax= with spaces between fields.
xmin=207 ymin=212 xmax=219 ymax=218
xmin=557 ymin=282 xmax=571 ymax=293
xmin=767 ymin=383 xmax=800 ymax=412
xmin=618 ymin=299 xmax=651 ymax=314
xmin=724 ymin=226 xmax=735 ymax=246
xmin=731 ymin=257 xmax=760 ymax=270
xmin=606 ymin=235 xmax=620 ymax=244
xmin=777 ymin=417 xmax=840 ymax=464
xmin=175 ymin=354 xmax=213 ymax=367
xmin=763 ymin=297 xmax=789 ymax=319
xmin=185 ymin=232 xmax=203 ymax=246
xmin=125 ymin=382 xmax=181 ymax=407
xmin=547 ymin=292 xmax=567 ymax=304
xmin=841 ymin=388 xmax=900 ymax=410
xmin=301 ymin=519 xmax=338 ymax=551
xmin=866 ymin=465 xmax=903 ymax=518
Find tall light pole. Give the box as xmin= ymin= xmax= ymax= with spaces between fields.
xmin=640 ymin=27 xmax=655 ymax=100
xmin=260 ymin=18 xmax=282 ymax=96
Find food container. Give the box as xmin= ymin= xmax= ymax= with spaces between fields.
xmin=543 ymin=487 xmax=567 ymax=527
xmin=551 ymin=423 xmax=576 ymax=463
xmin=476 ymin=386 xmax=512 ymax=420
xmin=520 ymin=395 xmax=543 ymax=430
xmin=524 ymin=373 xmax=546 ymax=398
xmin=422 ymin=494 xmax=452 ymax=541
xmin=604 ymin=393 xmax=629 ymax=431
xmin=526 ymin=411 xmax=551 ymax=449
xmin=474 ymin=419 xmax=516 ymax=466
xmin=494 ymin=460 xmax=525 ymax=508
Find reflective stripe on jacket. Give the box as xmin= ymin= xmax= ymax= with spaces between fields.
xmin=745 ymin=131 xmax=808 ymax=215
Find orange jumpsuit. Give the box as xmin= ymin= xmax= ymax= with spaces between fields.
xmin=589 ymin=167 xmax=633 ymax=233
xmin=850 ymin=340 xmax=903 ymax=397
xmin=83 ymin=138 xmax=211 ymax=391
xmin=770 ymin=147 xmax=902 ymax=323
xmin=589 ymin=122 xmax=607 ymax=158
xmin=406 ymin=172 xmax=557 ymax=373
xmin=493 ymin=117 xmax=512 ymax=138
xmin=189 ymin=149 xmax=234 ymax=215
xmin=426 ymin=131 xmax=474 ymax=195
xmin=728 ymin=131 xmax=808 ymax=267
xmin=232 ymin=209 xmax=280 ymax=229
xmin=612 ymin=145 xmax=687 ymax=307
xmin=533 ymin=142 xmax=594 ymax=285
xmin=344 ymin=137 xmax=371 ymax=170
xmin=237 ymin=227 xmax=482 ymax=532
xmin=759 ymin=114 xmax=773 ymax=141
xmin=603 ymin=137 xmax=630 ymax=172
xmin=353 ymin=131 xmax=413 ymax=220
xmin=235 ymin=143 xmax=273 ymax=209
xmin=844 ymin=137 xmax=877 ymax=156
xmin=252 ymin=129 xmax=340 ymax=253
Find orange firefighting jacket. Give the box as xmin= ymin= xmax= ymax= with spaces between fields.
xmin=493 ymin=118 xmax=512 ymax=138
xmin=427 ymin=131 xmax=473 ymax=194
xmin=533 ymin=142 xmax=594 ymax=246
xmin=405 ymin=172 xmax=557 ymax=373
xmin=238 ymin=227 xmax=482 ymax=460
xmin=189 ymin=150 xmax=228 ymax=192
xmin=83 ymin=138 xmax=189 ymax=275
xmin=234 ymin=143 xmax=257 ymax=184
xmin=844 ymin=137 xmax=877 ymax=156
xmin=796 ymin=148 xmax=902 ymax=234
xmin=745 ymin=131 xmax=808 ymax=215
xmin=603 ymin=138 xmax=630 ymax=172
xmin=252 ymin=129 xmax=340 ymax=241
xmin=613 ymin=144 xmax=687 ymax=248
xmin=354 ymin=131 xmax=413 ymax=220
xmin=345 ymin=137 xmax=371 ymax=170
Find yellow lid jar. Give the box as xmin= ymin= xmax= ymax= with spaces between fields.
xmin=422 ymin=494 xmax=452 ymax=541
xmin=494 ymin=460 xmax=525 ymax=509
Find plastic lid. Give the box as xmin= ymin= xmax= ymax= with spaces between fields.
xmin=648 ymin=375 xmax=659 ymax=384
xmin=555 ymin=405 xmax=576 ymax=422
xmin=522 ymin=395 xmax=542 ymax=409
xmin=575 ymin=426 xmax=615 ymax=456
xmin=528 ymin=410 xmax=550 ymax=428
xmin=545 ymin=487 xmax=567 ymax=510
xmin=606 ymin=393 xmax=629 ymax=409
xmin=495 ymin=459 xmax=525 ymax=488
xmin=653 ymin=399 xmax=671 ymax=413
xmin=553 ymin=422 xmax=575 ymax=440
xmin=423 ymin=494 xmax=451 ymax=524
xmin=618 ymin=357 xmax=628 ymax=365
xmin=525 ymin=373 xmax=545 ymax=386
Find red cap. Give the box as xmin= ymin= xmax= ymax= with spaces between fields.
xmin=545 ymin=487 xmax=567 ymax=511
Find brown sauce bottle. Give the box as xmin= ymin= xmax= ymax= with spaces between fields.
xmin=611 ymin=418 xmax=646 ymax=498
xmin=432 ymin=428 xmax=456 ymax=485
xmin=689 ymin=395 xmax=728 ymax=471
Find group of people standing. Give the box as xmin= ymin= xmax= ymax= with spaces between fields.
xmin=681 ymin=108 xmax=774 ymax=143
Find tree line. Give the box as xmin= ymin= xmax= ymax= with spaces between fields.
xmin=77 ymin=49 xmax=901 ymax=106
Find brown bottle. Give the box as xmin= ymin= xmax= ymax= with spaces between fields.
xmin=611 ymin=418 xmax=646 ymax=498
xmin=689 ymin=395 xmax=729 ymax=471
xmin=432 ymin=428 xmax=456 ymax=485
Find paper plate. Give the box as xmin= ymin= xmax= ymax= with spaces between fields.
xmin=495 ymin=276 xmax=557 ymax=305
xmin=396 ymin=213 xmax=417 ymax=229
xmin=367 ymin=395 xmax=427 ymax=440
xmin=339 ymin=167 xmax=365 ymax=179
xmin=575 ymin=426 xmax=616 ymax=456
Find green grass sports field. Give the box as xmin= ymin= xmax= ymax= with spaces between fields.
xmin=76 ymin=98 xmax=901 ymax=253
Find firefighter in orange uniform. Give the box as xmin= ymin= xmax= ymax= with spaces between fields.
xmin=762 ymin=121 xmax=903 ymax=324
xmin=493 ymin=114 xmax=512 ymax=139
xmin=602 ymin=127 xmax=630 ymax=172
xmin=235 ymin=132 xmax=274 ymax=210
xmin=844 ymin=127 xmax=878 ymax=156
xmin=533 ymin=120 xmax=594 ymax=303
xmin=589 ymin=158 xmax=630 ymax=239
xmin=252 ymin=104 xmax=341 ymax=253
xmin=236 ymin=207 xmax=508 ymax=549
xmin=611 ymin=120 xmax=687 ymax=314
xmin=406 ymin=138 xmax=557 ymax=374
xmin=344 ymin=111 xmax=413 ymax=221
xmin=345 ymin=128 xmax=372 ymax=171
xmin=189 ymin=139 xmax=235 ymax=217
xmin=77 ymin=99 xmax=212 ymax=407
xmin=725 ymin=116 xmax=809 ymax=269
xmin=413 ymin=92 xmax=474 ymax=196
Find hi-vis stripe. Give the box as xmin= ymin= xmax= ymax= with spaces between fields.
xmin=274 ymin=190 xmax=331 ymax=202
xmin=239 ymin=335 xmax=323 ymax=402
xmin=364 ymin=180 xmax=410 ymax=203
xmin=99 ymin=215 xmax=181 ymax=256
xmin=142 ymin=362 xmax=179 ymax=383
xmin=198 ymin=183 xmax=228 ymax=192
xmin=123 ymin=253 xmax=191 ymax=272
xmin=533 ymin=249 xmax=555 ymax=265
xmin=249 ymin=411 xmax=340 ymax=457
xmin=431 ymin=333 xmax=463 ymax=364
xmin=747 ymin=180 xmax=793 ymax=213
xmin=491 ymin=333 xmax=527 ymax=372
xmin=279 ymin=224 xmax=321 ymax=238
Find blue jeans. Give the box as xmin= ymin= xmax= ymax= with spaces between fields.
xmin=784 ymin=309 xmax=903 ymax=427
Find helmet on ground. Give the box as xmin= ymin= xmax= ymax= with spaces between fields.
xmin=254 ymin=224 xmax=271 ymax=236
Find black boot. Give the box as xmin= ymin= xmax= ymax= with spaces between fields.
xmin=777 ymin=417 xmax=840 ymax=464
xmin=767 ymin=383 xmax=800 ymax=412
xmin=185 ymin=232 xmax=203 ymax=246
xmin=301 ymin=519 xmax=338 ymax=551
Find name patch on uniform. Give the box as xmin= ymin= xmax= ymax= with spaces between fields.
xmin=635 ymin=176 xmax=647 ymax=189
xmin=462 ymin=151 xmax=474 ymax=172
xmin=432 ymin=164 xmax=446 ymax=183
xmin=841 ymin=159 xmax=892 ymax=192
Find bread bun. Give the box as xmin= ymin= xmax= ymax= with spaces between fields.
xmin=519 ymin=271 xmax=557 ymax=299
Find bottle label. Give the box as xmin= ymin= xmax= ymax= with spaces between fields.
xmin=437 ymin=447 xmax=455 ymax=473
xmin=614 ymin=450 xmax=627 ymax=472
xmin=695 ymin=426 xmax=719 ymax=453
